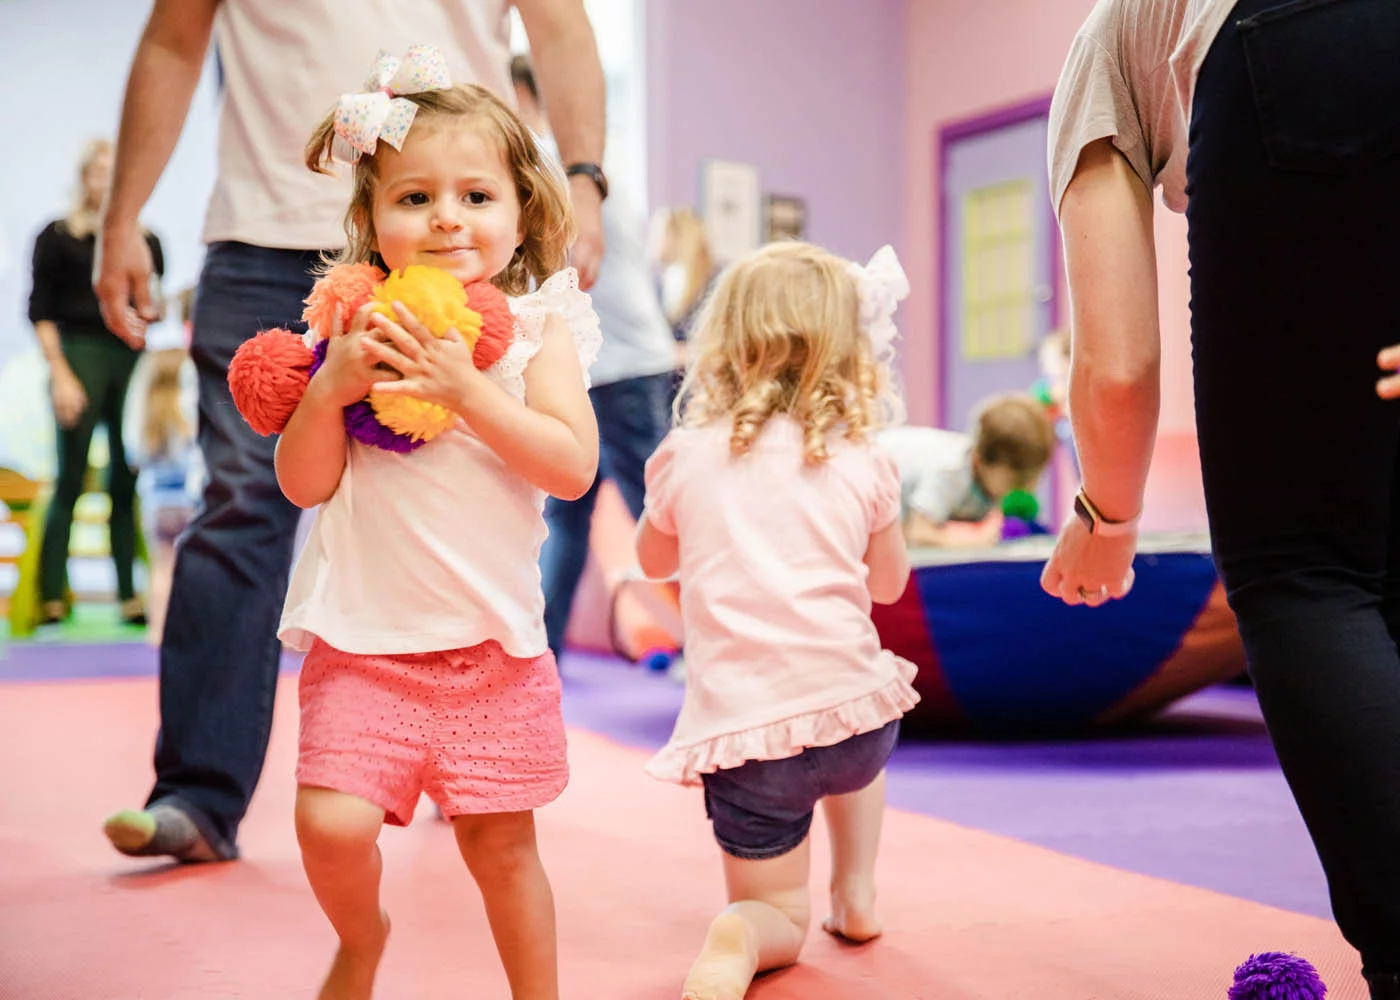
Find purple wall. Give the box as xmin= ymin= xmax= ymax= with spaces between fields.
xmin=645 ymin=0 xmax=908 ymax=266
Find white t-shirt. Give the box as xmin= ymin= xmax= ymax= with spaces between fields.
xmin=205 ymin=0 xmax=512 ymax=249
xmin=278 ymin=270 xmax=602 ymax=657
xmin=1047 ymin=0 xmax=1235 ymax=214
xmin=876 ymin=426 xmax=993 ymax=526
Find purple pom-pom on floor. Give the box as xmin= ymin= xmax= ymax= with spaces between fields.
xmin=309 ymin=339 xmax=425 ymax=453
xmin=1229 ymin=953 xmax=1326 ymax=1000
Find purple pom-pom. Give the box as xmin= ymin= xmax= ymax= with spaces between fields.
xmin=1229 ymin=953 xmax=1326 ymax=1000
xmin=309 ymin=339 xmax=426 ymax=454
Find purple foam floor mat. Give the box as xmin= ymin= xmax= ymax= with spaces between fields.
xmin=1 ymin=640 xmax=1330 ymax=921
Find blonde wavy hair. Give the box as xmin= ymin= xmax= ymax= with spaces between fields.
xmin=305 ymin=84 xmax=574 ymax=295
xmin=141 ymin=348 xmax=191 ymax=460
xmin=655 ymin=207 xmax=713 ymax=325
xmin=63 ymin=138 xmax=113 ymax=240
xmin=676 ymin=241 xmax=901 ymax=464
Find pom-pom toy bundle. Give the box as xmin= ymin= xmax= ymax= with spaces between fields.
xmin=227 ymin=263 xmax=515 ymax=453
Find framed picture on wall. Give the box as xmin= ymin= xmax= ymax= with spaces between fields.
xmin=700 ymin=159 xmax=761 ymax=264
xmin=764 ymin=194 xmax=807 ymax=242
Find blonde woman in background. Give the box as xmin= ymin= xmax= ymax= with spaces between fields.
xmin=27 ymin=138 xmax=164 ymax=625
xmin=652 ymin=207 xmax=717 ymax=353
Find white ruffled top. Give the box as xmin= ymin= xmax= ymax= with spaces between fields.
xmin=280 ymin=269 xmax=601 ymax=658
xmin=641 ymin=417 xmax=920 ymax=786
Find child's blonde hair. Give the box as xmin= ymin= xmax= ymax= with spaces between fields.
xmin=142 ymin=349 xmax=191 ymax=460
xmin=305 ymin=84 xmax=574 ymax=295
xmin=970 ymin=393 xmax=1056 ymax=485
xmin=676 ymin=241 xmax=899 ymax=465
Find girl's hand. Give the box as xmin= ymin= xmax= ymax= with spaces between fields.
xmin=315 ymin=302 xmax=389 ymax=407
xmin=1378 ymin=344 xmax=1400 ymax=400
xmin=364 ymin=301 xmax=479 ymax=410
xmin=1040 ymin=515 xmax=1136 ymax=608
xmin=50 ymin=368 xmax=88 ymax=429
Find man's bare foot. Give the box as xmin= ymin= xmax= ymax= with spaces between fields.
xmin=681 ymin=912 xmax=755 ymax=1000
xmin=822 ymin=883 xmax=882 ymax=943
xmin=318 ymin=910 xmax=391 ymax=1000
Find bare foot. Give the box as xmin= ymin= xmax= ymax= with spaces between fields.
xmin=681 ymin=912 xmax=756 ymax=1000
xmin=318 ymin=910 xmax=391 ymax=1000
xmin=823 ymin=884 xmax=882 ymax=943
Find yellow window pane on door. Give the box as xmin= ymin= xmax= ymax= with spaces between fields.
xmin=961 ymin=178 xmax=1034 ymax=361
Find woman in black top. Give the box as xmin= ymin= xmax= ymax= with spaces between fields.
xmin=28 ymin=138 xmax=164 ymax=625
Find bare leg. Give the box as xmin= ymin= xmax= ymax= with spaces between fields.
xmin=452 ymin=810 xmax=558 ymax=1000
xmin=682 ymin=839 xmax=811 ymax=1000
xmin=821 ymin=770 xmax=886 ymax=942
xmin=295 ymin=787 xmax=391 ymax=1000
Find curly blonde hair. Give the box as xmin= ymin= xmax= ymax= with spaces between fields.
xmin=676 ymin=241 xmax=902 ymax=464
xmin=305 ymin=84 xmax=574 ymax=295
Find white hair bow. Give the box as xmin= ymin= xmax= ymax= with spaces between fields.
xmin=331 ymin=45 xmax=453 ymax=164
xmin=848 ymin=245 xmax=909 ymax=367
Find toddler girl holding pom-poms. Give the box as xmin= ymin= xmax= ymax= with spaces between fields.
xmin=274 ymin=45 xmax=600 ymax=1000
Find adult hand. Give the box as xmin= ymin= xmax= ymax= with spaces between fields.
xmin=1040 ymin=515 xmax=1137 ymax=608
xmin=568 ymin=175 xmax=605 ymax=290
xmin=1378 ymin=344 xmax=1400 ymax=399
xmin=50 ymin=369 xmax=88 ymax=430
xmin=94 ymin=222 xmax=158 ymax=350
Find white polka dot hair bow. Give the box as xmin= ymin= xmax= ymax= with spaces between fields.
xmin=331 ymin=45 xmax=454 ymax=164
xmin=848 ymin=245 xmax=909 ymax=368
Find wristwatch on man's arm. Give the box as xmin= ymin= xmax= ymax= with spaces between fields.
xmin=1073 ymin=488 xmax=1141 ymax=537
xmin=565 ymin=162 xmax=608 ymax=201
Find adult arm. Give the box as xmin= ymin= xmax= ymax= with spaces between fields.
xmin=29 ymin=228 xmax=87 ymax=427
xmin=96 ymin=0 xmax=220 ymax=347
xmin=514 ymin=0 xmax=606 ymax=289
xmin=1040 ymin=138 xmax=1159 ymax=606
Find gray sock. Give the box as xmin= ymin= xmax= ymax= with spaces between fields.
xmin=103 ymin=804 xmax=220 ymax=862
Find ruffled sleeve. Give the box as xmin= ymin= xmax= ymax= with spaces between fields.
xmin=497 ymin=268 xmax=603 ymax=401
xmin=869 ymin=446 xmax=902 ymax=533
xmin=642 ymin=431 xmax=680 ymax=536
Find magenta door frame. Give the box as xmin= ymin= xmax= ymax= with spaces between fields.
xmin=935 ymin=94 xmax=1061 ymax=429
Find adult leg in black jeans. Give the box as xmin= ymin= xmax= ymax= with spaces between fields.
xmin=1188 ymin=0 xmax=1400 ymax=986
xmin=101 ymin=340 xmax=141 ymax=618
xmin=540 ymin=371 xmax=672 ymax=659
xmin=104 ymin=243 xmax=319 ymax=862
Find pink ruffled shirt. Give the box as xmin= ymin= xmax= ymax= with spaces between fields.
xmin=643 ymin=417 xmax=920 ymax=786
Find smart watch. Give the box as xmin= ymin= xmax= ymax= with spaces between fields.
xmin=1073 ymin=488 xmax=1140 ymax=537
xmin=565 ymin=162 xmax=609 ymax=201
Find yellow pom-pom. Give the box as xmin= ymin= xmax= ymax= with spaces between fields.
xmin=369 ymin=391 xmax=458 ymax=442
xmin=370 ymin=265 xmax=483 ymax=348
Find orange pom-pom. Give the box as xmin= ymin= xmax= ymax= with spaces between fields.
xmin=301 ymin=262 xmax=385 ymax=337
xmin=465 ymin=281 xmax=515 ymax=370
xmin=227 ymin=328 xmax=315 ymax=436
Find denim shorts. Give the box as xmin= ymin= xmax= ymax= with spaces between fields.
xmin=700 ymin=720 xmax=900 ymax=860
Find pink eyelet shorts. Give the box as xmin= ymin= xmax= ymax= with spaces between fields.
xmin=296 ymin=638 xmax=569 ymax=825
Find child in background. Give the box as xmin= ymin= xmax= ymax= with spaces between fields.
xmin=1030 ymin=328 xmax=1078 ymax=473
xmin=877 ymin=393 xmax=1055 ymax=548
xmin=131 ymin=324 xmax=201 ymax=642
xmin=636 ymin=241 xmax=918 ymax=1000
xmin=275 ymin=48 xmax=600 ymax=1000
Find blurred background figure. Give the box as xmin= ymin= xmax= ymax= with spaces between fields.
xmin=650 ymin=206 xmax=716 ymax=370
xmin=127 ymin=287 xmax=201 ymax=643
xmin=512 ymin=53 xmax=677 ymax=663
xmin=27 ymin=137 xmax=164 ymax=626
